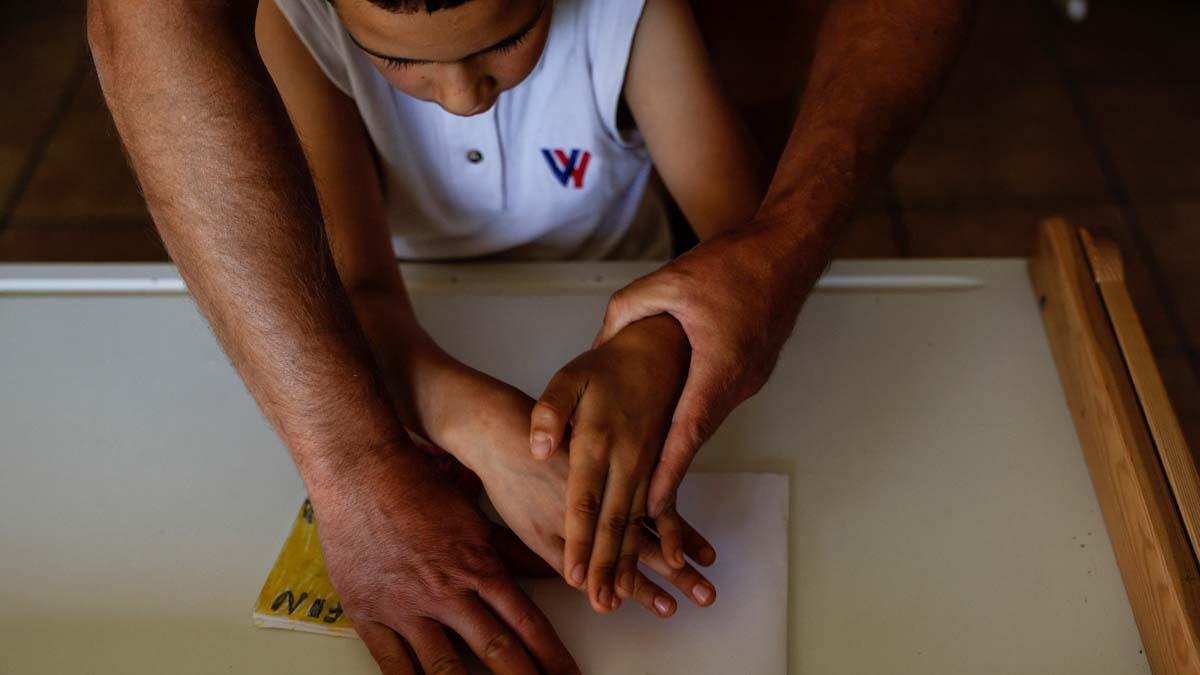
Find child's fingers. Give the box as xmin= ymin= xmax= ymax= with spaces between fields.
xmin=584 ymin=447 xmax=641 ymax=613
xmin=637 ymin=532 xmax=717 ymax=608
xmin=616 ymin=567 xmax=677 ymax=618
xmin=614 ymin=481 xmax=650 ymax=598
xmin=562 ymin=443 xmax=607 ymax=592
xmin=530 ymin=367 xmax=586 ymax=460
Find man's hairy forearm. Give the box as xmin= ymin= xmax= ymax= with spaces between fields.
xmin=758 ymin=0 xmax=971 ymax=251
xmin=88 ymin=1 xmax=408 ymax=487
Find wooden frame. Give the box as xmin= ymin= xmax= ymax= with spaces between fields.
xmin=1030 ymin=218 xmax=1200 ymax=675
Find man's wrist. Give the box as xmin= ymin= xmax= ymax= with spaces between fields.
xmin=744 ymin=202 xmax=838 ymax=293
xmin=295 ymin=433 xmax=419 ymax=502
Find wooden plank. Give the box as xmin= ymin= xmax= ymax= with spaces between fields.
xmin=1080 ymin=229 xmax=1200 ymax=562
xmin=1030 ymin=217 xmax=1200 ymax=675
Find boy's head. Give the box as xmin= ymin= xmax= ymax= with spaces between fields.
xmin=330 ymin=0 xmax=552 ymax=116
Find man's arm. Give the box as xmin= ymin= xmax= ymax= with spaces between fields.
xmin=752 ymin=0 xmax=973 ymax=256
xmin=88 ymin=0 xmax=399 ymax=477
xmin=594 ymin=0 xmax=974 ymax=518
xmin=88 ymin=3 xmax=577 ymax=673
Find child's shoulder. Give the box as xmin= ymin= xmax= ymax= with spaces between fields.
xmin=551 ymin=0 xmax=649 ymax=45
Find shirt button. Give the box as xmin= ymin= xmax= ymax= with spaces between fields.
xmin=466 ymin=149 xmax=484 ymax=163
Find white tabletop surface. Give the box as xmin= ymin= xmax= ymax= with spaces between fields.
xmin=0 ymin=260 xmax=1149 ymax=674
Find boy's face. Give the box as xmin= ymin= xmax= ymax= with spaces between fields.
xmin=336 ymin=0 xmax=552 ymax=116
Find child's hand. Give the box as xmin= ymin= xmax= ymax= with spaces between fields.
xmin=436 ymin=373 xmax=717 ymax=618
xmin=529 ymin=315 xmax=716 ymax=613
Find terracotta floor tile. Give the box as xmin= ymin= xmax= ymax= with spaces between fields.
xmin=906 ymin=205 xmax=1043 ymax=258
xmin=1137 ymin=202 xmax=1200 ymax=346
xmin=0 ymin=218 xmax=165 ymax=262
xmin=11 ymin=72 xmax=150 ymax=222
xmin=947 ymin=0 xmax=1058 ymax=94
xmin=1056 ymin=0 xmax=1200 ymax=85
xmin=894 ymin=82 xmax=1109 ymax=206
xmin=904 ymin=203 xmax=1130 ymax=257
xmin=0 ymin=2 xmax=87 ymax=212
xmin=904 ymin=203 xmax=1183 ymax=345
xmin=834 ymin=207 xmax=901 ymax=259
xmin=1083 ymin=85 xmax=1200 ymax=202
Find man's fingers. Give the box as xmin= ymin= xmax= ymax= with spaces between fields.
xmin=654 ymin=501 xmax=686 ymax=569
xmin=594 ymin=275 xmax=678 ymax=348
xmin=403 ymin=619 xmax=468 ymax=675
xmin=491 ymin=523 xmax=558 ymax=578
xmin=647 ymin=373 xmax=721 ymax=518
xmin=614 ymin=481 xmax=649 ymax=599
xmin=530 ymin=369 xmax=584 ymax=460
xmin=477 ymin=577 xmax=580 ymax=675
xmin=357 ymin=621 xmax=418 ymax=675
xmin=585 ymin=455 xmax=640 ymax=613
xmin=443 ymin=600 xmax=538 ymax=675
xmin=680 ymin=515 xmax=717 ymax=567
xmin=562 ymin=443 xmax=606 ymax=591
xmin=637 ymin=535 xmax=717 ymax=608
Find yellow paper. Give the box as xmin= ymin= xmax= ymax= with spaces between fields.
xmin=252 ymin=499 xmax=357 ymax=638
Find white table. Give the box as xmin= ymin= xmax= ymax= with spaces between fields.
xmin=0 ymin=260 xmax=1149 ymax=674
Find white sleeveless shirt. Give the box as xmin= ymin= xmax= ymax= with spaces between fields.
xmin=274 ymin=0 xmax=670 ymax=260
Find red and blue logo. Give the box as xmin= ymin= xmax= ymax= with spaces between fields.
xmin=542 ymin=148 xmax=592 ymax=188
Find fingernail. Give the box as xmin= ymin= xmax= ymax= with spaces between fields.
xmin=570 ymin=564 xmax=585 ymax=586
xmin=701 ymin=546 xmax=716 ymax=565
xmin=675 ymin=550 xmax=686 ymax=568
xmin=599 ymin=586 xmax=612 ymax=609
xmin=618 ymin=570 xmax=634 ymax=594
xmin=692 ymin=583 xmax=714 ymax=605
xmin=610 ymin=593 xmax=621 ymax=610
xmin=654 ymin=595 xmax=675 ymax=616
xmin=531 ymin=432 xmax=552 ymax=459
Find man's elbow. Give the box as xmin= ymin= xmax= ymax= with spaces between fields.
xmin=85 ymin=0 xmax=153 ymax=77
xmin=87 ymin=0 xmax=254 ymax=72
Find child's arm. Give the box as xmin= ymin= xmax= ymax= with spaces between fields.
xmin=530 ymin=0 xmax=764 ymax=612
xmin=624 ymin=0 xmax=770 ymax=239
xmin=258 ymin=2 xmax=718 ymax=618
xmin=256 ymin=1 xmax=453 ymax=438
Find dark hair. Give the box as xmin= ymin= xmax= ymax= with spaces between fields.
xmin=328 ymin=0 xmax=478 ymax=13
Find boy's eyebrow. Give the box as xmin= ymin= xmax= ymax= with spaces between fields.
xmin=345 ymin=1 xmax=546 ymax=65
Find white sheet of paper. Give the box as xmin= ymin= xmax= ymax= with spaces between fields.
xmin=525 ymin=473 xmax=789 ymax=675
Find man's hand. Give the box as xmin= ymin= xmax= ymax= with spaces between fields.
xmin=593 ymin=222 xmax=824 ymax=522
xmin=309 ymin=447 xmax=580 ymax=675
xmin=427 ymin=367 xmax=719 ymax=618
xmin=528 ymin=315 xmax=718 ymax=607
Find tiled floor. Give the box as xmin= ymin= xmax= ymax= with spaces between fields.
xmin=1 ymin=1 xmax=1196 ymax=446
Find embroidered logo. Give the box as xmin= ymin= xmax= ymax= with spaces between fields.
xmin=541 ymin=148 xmax=592 ymax=188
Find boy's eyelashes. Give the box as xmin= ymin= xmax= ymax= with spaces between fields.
xmin=379 ymin=30 xmax=531 ymax=71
